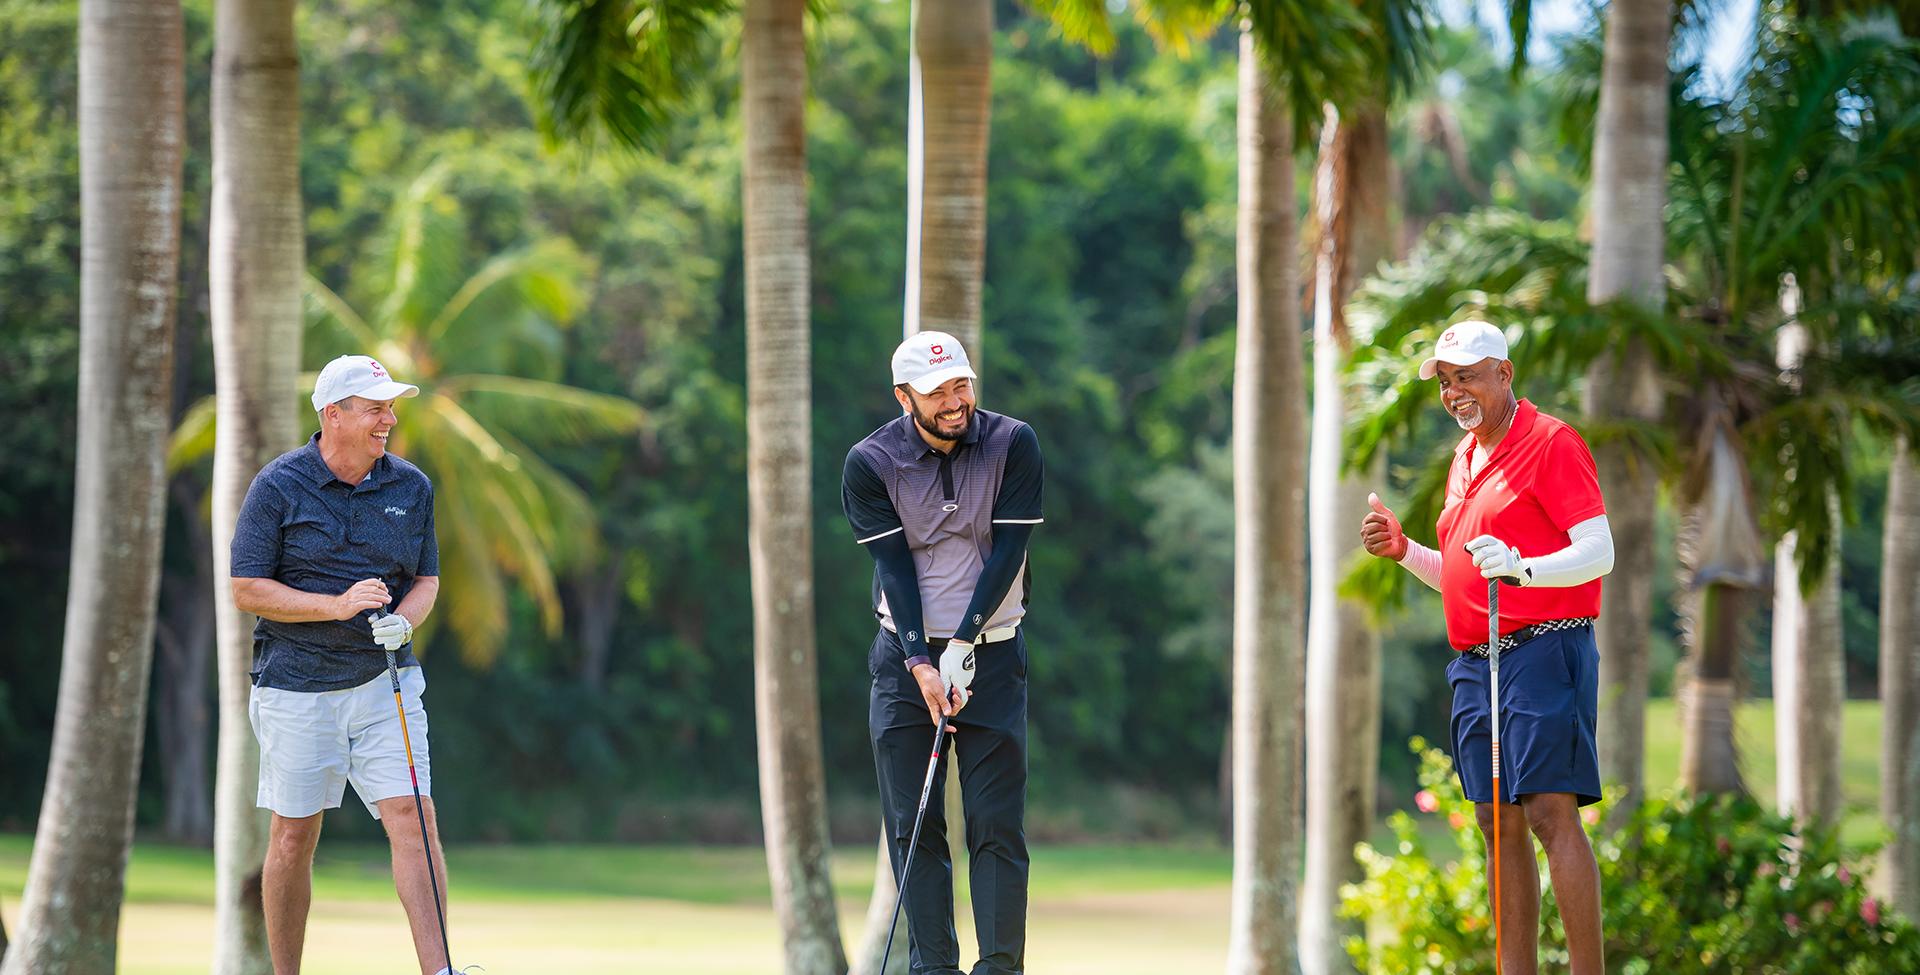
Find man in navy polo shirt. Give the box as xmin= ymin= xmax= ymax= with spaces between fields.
xmin=843 ymin=331 xmax=1044 ymax=975
xmin=230 ymin=354 xmax=453 ymax=975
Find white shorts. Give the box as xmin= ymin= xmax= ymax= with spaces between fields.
xmin=249 ymin=667 xmax=431 ymax=820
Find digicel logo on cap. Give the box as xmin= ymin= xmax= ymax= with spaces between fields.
xmin=1438 ymin=329 xmax=1459 ymax=348
xmin=927 ymin=344 xmax=952 ymax=366
xmin=368 ymin=358 xmax=389 ymax=379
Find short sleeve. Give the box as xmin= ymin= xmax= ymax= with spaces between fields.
xmin=842 ymin=448 xmax=903 ymax=544
xmin=230 ymin=476 xmax=285 ymax=578
xmin=992 ymin=423 xmax=1044 ymax=524
xmin=416 ymin=480 xmax=440 ymax=577
xmin=1537 ymin=428 xmax=1606 ymax=530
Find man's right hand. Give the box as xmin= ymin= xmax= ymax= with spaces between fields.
xmin=331 ymin=578 xmax=391 ymax=620
xmin=911 ymin=662 xmax=965 ymax=730
xmin=1361 ymin=493 xmax=1409 ymax=561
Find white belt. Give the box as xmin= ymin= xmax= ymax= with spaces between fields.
xmin=902 ymin=624 xmax=1018 ymax=645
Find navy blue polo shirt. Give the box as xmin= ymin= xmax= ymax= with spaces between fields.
xmin=231 ymin=433 xmax=439 ymax=692
xmin=842 ymin=409 xmax=1043 ymax=639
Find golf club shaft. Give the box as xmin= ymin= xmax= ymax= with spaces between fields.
xmin=1488 ymin=579 xmax=1503 ymax=975
xmin=387 ymin=648 xmax=453 ymax=975
xmin=879 ymin=711 xmax=954 ymax=971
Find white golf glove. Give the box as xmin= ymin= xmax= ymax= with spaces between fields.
xmin=939 ymin=639 xmax=976 ymax=708
xmin=1465 ymin=534 xmax=1531 ymax=585
xmin=370 ymin=611 xmax=414 ymax=651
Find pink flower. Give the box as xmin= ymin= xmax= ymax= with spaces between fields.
xmin=1838 ymin=867 xmax=1852 ymax=885
xmin=1716 ymin=837 xmax=1731 ymax=855
xmin=1581 ymin=807 xmax=1600 ymax=826
xmin=1757 ymin=862 xmax=1776 ymax=877
xmin=1863 ymin=897 xmax=1881 ymax=926
xmin=1415 ymin=790 xmax=1440 ymax=813
xmin=1784 ymin=913 xmax=1801 ymax=933
xmin=1450 ymin=812 xmax=1469 ymax=831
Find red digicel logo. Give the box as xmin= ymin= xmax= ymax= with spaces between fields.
xmin=1438 ymin=329 xmax=1459 ymax=349
xmin=368 ymin=359 xmax=388 ymax=379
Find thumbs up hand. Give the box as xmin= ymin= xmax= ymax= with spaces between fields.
xmin=1361 ymin=492 xmax=1408 ymax=561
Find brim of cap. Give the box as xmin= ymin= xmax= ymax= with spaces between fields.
xmin=1418 ymin=350 xmax=1501 ymax=381
xmin=907 ymin=364 xmax=977 ymax=395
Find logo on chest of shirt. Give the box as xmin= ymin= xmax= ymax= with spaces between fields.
xmin=384 ymin=506 xmax=409 ymax=516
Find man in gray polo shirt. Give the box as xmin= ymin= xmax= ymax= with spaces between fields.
xmin=230 ymin=354 xmax=454 ymax=975
xmin=843 ymin=331 xmax=1044 ymax=975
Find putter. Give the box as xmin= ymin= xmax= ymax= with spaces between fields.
xmin=382 ymin=635 xmax=454 ymax=975
xmin=879 ymin=701 xmax=957 ymax=974
xmin=1487 ymin=577 xmax=1504 ymax=975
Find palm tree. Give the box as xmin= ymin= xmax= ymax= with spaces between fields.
xmin=1580 ymin=0 xmax=1671 ymax=819
xmin=1226 ymin=31 xmax=1309 ymax=971
xmin=1346 ymin=13 xmax=1920 ymax=798
xmin=526 ymin=5 xmax=849 ymax=968
xmin=207 ymin=0 xmax=303 ymax=969
xmin=903 ymin=0 xmax=993 ymax=360
xmin=1299 ymin=5 xmax=1429 ymax=968
xmin=744 ymin=0 xmax=847 ymax=970
xmin=1885 ymin=434 xmax=1920 ymax=920
xmin=0 ymin=0 xmax=184 ymax=969
xmin=175 ymin=162 xmax=644 ymax=665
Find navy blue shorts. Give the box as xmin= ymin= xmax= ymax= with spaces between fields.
xmin=1446 ymin=624 xmax=1602 ymax=807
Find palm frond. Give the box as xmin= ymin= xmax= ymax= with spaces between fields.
xmin=303 ymin=273 xmax=382 ymax=349
xmin=425 ymin=238 xmax=598 ymax=350
xmin=529 ymin=0 xmax=733 ymax=153
xmin=1023 ymin=0 xmax=1119 ymax=55
xmin=439 ymin=374 xmax=647 ymax=447
xmin=1134 ymin=0 xmax=1233 ymax=57
xmin=372 ymin=161 xmax=469 ymax=337
xmin=166 ymin=395 xmax=218 ymax=474
xmin=1244 ymin=0 xmax=1374 ymax=134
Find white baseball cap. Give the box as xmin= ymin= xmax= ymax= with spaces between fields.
xmin=891 ymin=331 xmax=977 ymax=395
xmin=1418 ymin=320 xmax=1510 ymax=380
xmin=311 ymin=354 xmax=420 ymax=412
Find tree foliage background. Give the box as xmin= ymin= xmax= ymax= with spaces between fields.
xmin=0 ymin=0 xmax=1903 ymax=843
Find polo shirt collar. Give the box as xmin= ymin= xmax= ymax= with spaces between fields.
xmin=298 ymin=431 xmax=390 ymax=488
xmin=896 ymin=410 xmax=982 ymax=458
xmin=1456 ymin=398 xmax=1539 ymax=472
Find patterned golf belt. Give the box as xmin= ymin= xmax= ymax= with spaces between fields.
xmin=1462 ymin=617 xmax=1595 ymax=659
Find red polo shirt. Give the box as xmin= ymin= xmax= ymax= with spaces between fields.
xmin=1435 ymin=399 xmax=1606 ymax=650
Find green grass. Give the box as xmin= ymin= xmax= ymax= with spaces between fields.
xmin=0 ymin=698 xmax=1887 ymax=972
xmin=0 ymin=837 xmax=1235 ymax=974
xmin=1641 ymin=698 xmax=1886 ymax=847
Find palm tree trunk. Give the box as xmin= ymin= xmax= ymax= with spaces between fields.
xmin=1676 ymin=415 xmax=1766 ymax=796
xmin=209 ymin=1 xmax=303 ymax=969
xmin=1300 ymin=100 xmax=1387 ymax=975
xmin=1227 ymin=33 xmax=1307 ymax=975
xmin=1882 ymin=436 xmax=1920 ymax=919
xmin=1583 ymin=0 xmax=1670 ymax=819
xmin=1773 ymin=497 xmax=1845 ymax=824
xmin=903 ymin=0 xmax=991 ymax=358
xmin=745 ymin=1 xmax=847 ymax=971
xmin=0 ymin=0 xmax=184 ymax=968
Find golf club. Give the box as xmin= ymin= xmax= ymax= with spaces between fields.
xmin=382 ymin=634 xmax=453 ymax=975
xmin=1487 ymin=577 xmax=1504 ymax=975
xmin=879 ymin=703 xmax=957 ymax=974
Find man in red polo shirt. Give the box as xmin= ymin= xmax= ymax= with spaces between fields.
xmin=1360 ymin=319 xmax=1614 ymax=975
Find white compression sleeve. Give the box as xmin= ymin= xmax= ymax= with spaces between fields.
xmin=1398 ymin=540 xmax=1443 ymax=592
xmin=1523 ymin=515 xmax=1615 ymax=588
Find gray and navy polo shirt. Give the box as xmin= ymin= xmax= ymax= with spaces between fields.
xmin=231 ymin=433 xmax=439 ymax=692
xmin=842 ymin=409 xmax=1043 ymax=639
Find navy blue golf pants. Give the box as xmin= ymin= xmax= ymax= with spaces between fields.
xmin=870 ymin=627 xmax=1029 ymax=975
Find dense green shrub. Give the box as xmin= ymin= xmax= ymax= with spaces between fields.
xmin=1343 ymin=739 xmax=1920 ymax=974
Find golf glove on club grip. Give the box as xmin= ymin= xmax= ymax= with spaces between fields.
xmin=370 ymin=611 xmax=413 ymax=651
xmin=939 ymin=640 xmax=975 ymax=705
